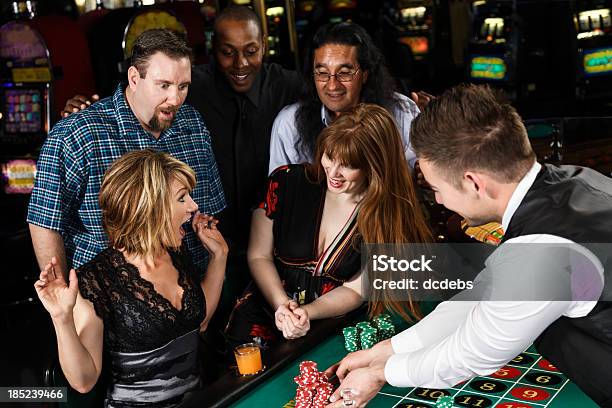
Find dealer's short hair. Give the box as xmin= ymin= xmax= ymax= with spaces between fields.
xmin=410 ymin=84 xmax=536 ymax=188
xmin=99 ymin=149 xmax=196 ymax=257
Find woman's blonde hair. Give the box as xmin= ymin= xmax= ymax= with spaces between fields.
xmin=99 ymin=149 xmax=196 ymax=258
xmin=307 ymin=103 xmax=432 ymax=322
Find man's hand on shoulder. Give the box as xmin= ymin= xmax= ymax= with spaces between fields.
xmin=410 ymin=91 xmax=435 ymax=112
xmin=61 ymin=94 xmax=99 ymax=118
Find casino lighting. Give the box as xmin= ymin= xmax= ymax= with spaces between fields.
xmin=484 ymin=18 xmax=504 ymax=31
xmin=578 ymin=30 xmax=604 ymax=39
xmin=302 ymin=1 xmax=315 ymax=12
xmin=266 ymin=7 xmax=284 ymax=17
xmin=401 ymin=7 xmax=426 ymax=19
xmin=482 ymin=17 xmax=504 ymax=40
xmin=578 ymin=9 xmax=611 ymax=31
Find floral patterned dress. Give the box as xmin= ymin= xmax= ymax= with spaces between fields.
xmin=225 ymin=164 xmax=362 ymax=347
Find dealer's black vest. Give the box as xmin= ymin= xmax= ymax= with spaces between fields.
xmin=503 ymin=164 xmax=612 ymax=406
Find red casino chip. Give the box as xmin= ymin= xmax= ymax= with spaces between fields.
xmin=295 ymin=360 xmax=332 ymax=408
xmin=294 ymin=374 xmax=318 ymax=387
xmin=295 ymin=387 xmax=315 ymax=408
xmin=300 ymin=361 xmax=318 ymax=374
xmin=313 ymin=382 xmax=333 ymax=403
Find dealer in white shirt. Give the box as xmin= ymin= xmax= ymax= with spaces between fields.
xmin=324 ymin=84 xmax=612 ymax=408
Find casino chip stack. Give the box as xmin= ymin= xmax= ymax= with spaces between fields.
xmin=342 ymin=314 xmax=396 ymax=352
xmin=435 ymin=395 xmax=454 ymax=408
xmin=342 ymin=326 xmax=359 ymax=352
xmin=360 ymin=324 xmax=378 ymax=349
xmin=373 ymin=313 xmax=396 ymax=340
xmin=312 ymin=379 xmax=333 ymax=408
xmin=293 ymin=361 xmax=333 ymax=408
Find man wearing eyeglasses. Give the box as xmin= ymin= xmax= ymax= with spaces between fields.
xmin=268 ymin=21 xmax=423 ymax=174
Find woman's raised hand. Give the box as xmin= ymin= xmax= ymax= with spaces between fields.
xmin=34 ymin=257 xmax=78 ymax=321
xmin=192 ymin=211 xmax=229 ymax=259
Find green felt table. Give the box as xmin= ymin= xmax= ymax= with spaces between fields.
xmin=230 ymin=330 xmax=599 ymax=408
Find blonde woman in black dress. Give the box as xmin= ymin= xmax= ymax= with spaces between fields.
xmin=34 ymin=149 xmax=228 ymax=407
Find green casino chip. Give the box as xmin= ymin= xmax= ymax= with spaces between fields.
xmin=435 ymin=395 xmax=454 ymax=408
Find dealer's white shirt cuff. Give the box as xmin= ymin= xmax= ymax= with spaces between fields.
xmin=384 ymin=353 xmax=411 ymax=387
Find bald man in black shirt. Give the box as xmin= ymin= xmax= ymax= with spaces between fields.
xmin=187 ymin=8 xmax=300 ymax=255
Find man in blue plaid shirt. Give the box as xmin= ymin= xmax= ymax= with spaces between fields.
xmin=27 ymin=29 xmax=225 ymax=276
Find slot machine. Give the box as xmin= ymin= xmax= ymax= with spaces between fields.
xmin=574 ymin=1 xmax=612 ymax=100
xmin=380 ymin=0 xmax=454 ymax=92
xmin=396 ymin=1 xmax=432 ymax=62
xmin=0 ymin=6 xmax=96 ymax=389
xmin=0 ymin=9 xmax=96 ymax=302
xmin=467 ymin=0 xmax=519 ymax=99
xmin=381 ymin=0 xmax=434 ymax=91
xmin=0 ymin=21 xmax=51 ymax=305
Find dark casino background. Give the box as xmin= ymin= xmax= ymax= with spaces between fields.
xmin=0 ymin=0 xmax=611 ymax=407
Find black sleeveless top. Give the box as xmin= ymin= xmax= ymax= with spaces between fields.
xmin=77 ymin=247 xmax=205 ymax=407
xmin=78 ymin=247 xmax=205 ymax=353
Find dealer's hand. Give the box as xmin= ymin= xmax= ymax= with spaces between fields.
xmin=326 ymin=338 xmax=393 ymax=380
xmin=325 ymin=362 xmax=386 ymax=408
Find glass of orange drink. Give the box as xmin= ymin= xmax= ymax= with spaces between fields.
xmin=234 ymin=342 xmax=264 ymax=376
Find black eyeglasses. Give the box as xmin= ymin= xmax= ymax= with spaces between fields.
xmin=313 ymin=68 xmax=360 ymax=82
